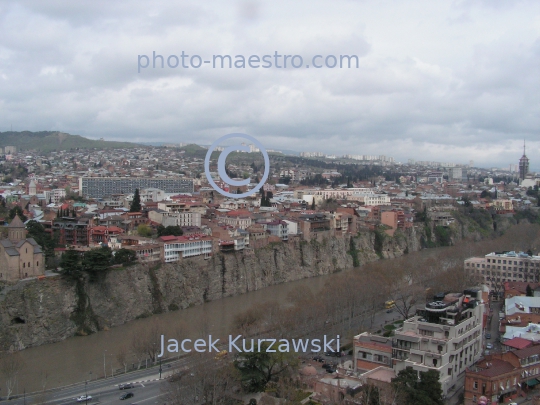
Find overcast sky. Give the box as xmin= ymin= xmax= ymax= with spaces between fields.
xmin=0 ymin=0 xmax=539 ymax=169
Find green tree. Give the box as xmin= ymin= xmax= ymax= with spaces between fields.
xmin=130 ymin=188 xmax=142 ymax=212
xmin=9 ymin=206 xmax=27 ymax=222
xmin=311 ymin=199 xmax=315 ymax=210
xmin=234 ymin=342 xmax=298 ymax=392
xmin=82 ymin=246 xmax=113 ymax=280
xmin=392 ymin=367 xmax=443 ymax=405
xmin=137 ymin=224 xmax=153 ymax=237
xmin=157 ymin=225 xmax=183 ymax=237
xmin=527 ymin=284 xmax=534 ymax=297
xmin=59 ymin=248 xmax=82 ymax=276
xmin=25 ymin=220 xmax=57 ymax=262
xmin=114 ymin=248 xmax=137 ymax=265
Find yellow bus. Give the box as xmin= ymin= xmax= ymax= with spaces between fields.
xmin=385 ymin=300 xmax=395 ymax=309
xmin=214 ymin=350 xmax=228 ymax=360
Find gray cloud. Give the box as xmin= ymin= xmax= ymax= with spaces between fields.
xmin=1 ymin=0 xmax=539 ymax=169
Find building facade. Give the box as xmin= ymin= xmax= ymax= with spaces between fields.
xmin=465 ymin=251 xmax=540 ymax=290
xmin=79 ymin=177 xmax=193 ymax=198
xmin=0 ymin=216 xmax=45 ymax=281
xmin=392 ymin=289 xmax=485 ymax=397
xmin=160 ymin=234 xmax=213 ymax=262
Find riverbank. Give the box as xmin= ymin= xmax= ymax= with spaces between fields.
xmin=0 ymin=211 xmax=517 ymax=352
xmin=2 ymin=219 xmax=537 ymax=391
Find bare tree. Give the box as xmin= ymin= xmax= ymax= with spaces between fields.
xmin=143 ymin=320 xmax=162 ymax=362
xmin=116 ymin=348 xmax=129 ymax=374
xmin=130 ymin=326 xmax=147 ymax=369
xmin=165 ymin=353 xmax=239 ymax=405
xmin=0 ymin=351 xmax=24 ymax=400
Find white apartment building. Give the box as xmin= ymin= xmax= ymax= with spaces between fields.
xmin=148 ymin=209 xmax=201 ymax=227
xmin=140 ymin=188 xmax=166 ymax=202
xmin=283 ymin=219 xmax=299 ymax=235
xmin=44 ymin=188 xmax=66 ymax=204
xmin=266 ymin=220 xmax=289 ymax=241
xmin=217 ymin=211 xmax=252 ymax=229
xmin=160 ymin=235 xmax=213 ymax=262
xmin=350 ymin=192 xmax=391 ymax=206
xmin=465 ymin=251 xmax=540 ymax=289
xmin=299 ymin=188 xmax=373 ymax=200
xmin=392 ymin=289 xmax=485 ymax=397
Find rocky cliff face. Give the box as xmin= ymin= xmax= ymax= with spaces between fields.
xmin=0 ymin=214 xmax=513 ymax=351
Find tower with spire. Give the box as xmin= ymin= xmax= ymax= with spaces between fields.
xmin=519 ymin=140 xmax=530 ymax=182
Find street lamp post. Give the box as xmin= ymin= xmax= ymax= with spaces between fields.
xmin=103 ymin=350 xmax=107 ymax=379
xmin=159 ymin=357 xmax=162 ymax=379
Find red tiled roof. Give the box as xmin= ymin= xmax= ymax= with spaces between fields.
xmin=355 ymin=341 xmax=392 ymax=353
xmin=472 ymin=359 xmax=516 ymax=377
xmin=511 ymin=344 xmax=540 ymax=359
xmin=504 ymin=337 xmax=533 ymax=350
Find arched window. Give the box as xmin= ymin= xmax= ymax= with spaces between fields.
xmin=37 ymin=261 xmax=39 ymax=267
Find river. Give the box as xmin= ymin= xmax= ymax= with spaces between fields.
xmin=8 ymin=238 xmax=509 ymax=392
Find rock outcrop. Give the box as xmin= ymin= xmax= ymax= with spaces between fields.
xmin=0 ymin=213 xmax=514 ymax=351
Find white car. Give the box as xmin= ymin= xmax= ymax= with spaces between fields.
xmin=77 ymin=395 xmax=92 ymax=402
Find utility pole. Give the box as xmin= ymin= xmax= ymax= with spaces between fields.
xmin=159 ymin=357 xmax=162 ymax=379
xmin=103 ymin=350 xmax=107 ymax=379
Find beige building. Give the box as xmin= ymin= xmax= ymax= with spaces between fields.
xmin=465 ymin=251 xmax=540 ymax=289
xmin=0 ymin=216 xmax=45 ymax=281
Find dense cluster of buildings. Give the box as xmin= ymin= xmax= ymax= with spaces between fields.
xmin=0 ymin=142 xmax=538 ymax=284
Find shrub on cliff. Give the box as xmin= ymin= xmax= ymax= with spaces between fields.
xmin=59 ymin=247 xmax=82 ymax=276
xmin=82 ymin=246 xmax=113 ymax=280
xmin=113 ymin=248 xmax=137 ymax=265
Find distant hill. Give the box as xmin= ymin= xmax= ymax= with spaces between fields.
xmin=0 ymin=131 xmax=140 ymax=152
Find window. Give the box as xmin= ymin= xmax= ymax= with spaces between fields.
xmin=23 ymin=262 xmax=25 ymax=268
xmin=473 ymin=381 xmax=478 ymax=390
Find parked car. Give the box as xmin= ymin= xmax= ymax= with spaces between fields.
xmin=486 ymin=343 xmax=493 ymax=349
xmin=76 ymin=395 xmax=92 ymax=402
xmin=325 ymin=351 xmax=342 ymax=357
xmin=326 ymin=367 xmax=336 ymax=373
xmin=386 ymin=309 xmax=393 ymax=313
xmin=486 ymin=333 xmax=491 ymax=339
xmin=120 ymin=393 xmax=134 ymax=400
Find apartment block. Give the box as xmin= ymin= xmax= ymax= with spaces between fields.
xmin=159 ymin=234 xmax=213 ymax=262
xmin=465 ymin=251 xmax=540 ymax=289
xmin=79 ymin=176 xmax=193 ymax=198
xmin=392 ymin=289 xmax=485 ymax=397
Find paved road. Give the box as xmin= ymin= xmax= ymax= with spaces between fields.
xmin=3 ymin=358 xmax=185 ymax=405
xmin=486 ymin=299 xmax=503 ymax=354
xmin=2 ymin=305 xmax=403 ymax=405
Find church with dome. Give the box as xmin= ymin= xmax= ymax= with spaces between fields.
xmin=0 ymin=215 xmax=45 ymax=282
